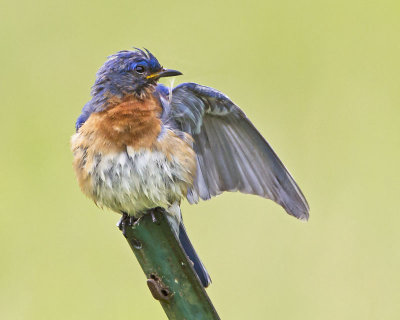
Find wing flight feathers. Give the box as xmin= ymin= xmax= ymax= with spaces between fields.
xmin=169 ymin=83 xmax=309 ymax=220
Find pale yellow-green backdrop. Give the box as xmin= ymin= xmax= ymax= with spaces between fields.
xmin=1 ymin=0 xmax=399 ymax=319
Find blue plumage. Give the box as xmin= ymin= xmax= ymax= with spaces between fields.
xmin=178 ymin=222 xmax=211 ymax=287
xmin=73 ymin=48 xmax=309 ymax=288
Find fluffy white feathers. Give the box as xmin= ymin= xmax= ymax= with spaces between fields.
xmin=87 ymin=147 xmax=191 ymax=219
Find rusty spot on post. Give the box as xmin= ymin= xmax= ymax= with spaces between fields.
xmin=147 ymin=273 xmax=172 ymax=301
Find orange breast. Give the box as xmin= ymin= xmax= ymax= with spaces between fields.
xmin=78 ymin=95 xmax=163 ymax=153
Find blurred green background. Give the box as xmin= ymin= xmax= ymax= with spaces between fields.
xmin=1 ymin=0 xmax=399 ymax=319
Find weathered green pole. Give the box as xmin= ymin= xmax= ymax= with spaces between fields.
xmin=119 ymin=208 xmax=220 ymax=320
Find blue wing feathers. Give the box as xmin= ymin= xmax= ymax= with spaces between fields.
xmin=75 ymin=102 xmax=95 ymax=131
xmin=170 ymin=83 xmax=309 ymax=220
xmin=155 ymin=83 xmax=169 ymax=97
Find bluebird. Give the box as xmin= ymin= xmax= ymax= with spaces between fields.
xmin=71 ymin=48 xmax=309 ymax=288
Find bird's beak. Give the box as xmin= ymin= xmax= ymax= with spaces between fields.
xmin=146 ymin=69 xmax=183 ymax=80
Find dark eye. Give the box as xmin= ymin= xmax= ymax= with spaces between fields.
xmin=135 ymin=65 xmax=145 ymax=73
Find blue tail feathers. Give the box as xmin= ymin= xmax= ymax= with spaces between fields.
xmin=179 ymin=222 xmax=212 ymax=287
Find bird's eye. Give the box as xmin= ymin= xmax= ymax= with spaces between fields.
xmin=135 ymin=65 xmax=145 ymax=73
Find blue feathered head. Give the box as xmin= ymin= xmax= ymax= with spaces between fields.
xmin=91 ymin=48 xmax=181 ymax=100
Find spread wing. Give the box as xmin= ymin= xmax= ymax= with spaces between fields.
xmin=168 ymin=82 xmax=309 ymax=220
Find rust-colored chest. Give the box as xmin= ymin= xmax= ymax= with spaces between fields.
xmin=79 ymin=95 xmax=163 ymax=152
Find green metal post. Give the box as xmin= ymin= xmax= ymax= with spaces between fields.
xmin=120 ymin=208 xmax=220 ymax=320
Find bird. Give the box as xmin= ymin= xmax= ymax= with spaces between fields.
xmin=71 ymin=48 xmax=309 ymax=288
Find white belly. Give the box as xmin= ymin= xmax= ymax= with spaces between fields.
xmin=89 ymin=147 xmax=192 ymax=217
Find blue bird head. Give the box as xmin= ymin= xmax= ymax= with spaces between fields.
xmin=91 ymin=48 xmax=182 ymax=101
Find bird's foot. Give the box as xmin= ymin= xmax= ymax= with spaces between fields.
xmin=147 ymin=207 xmax=164 ymax=224
xmin=118 ymin=212 xmax=137 ymax=237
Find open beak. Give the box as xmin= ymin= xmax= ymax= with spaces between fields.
xmin=146 ymin=68 xmax=182 ymax=80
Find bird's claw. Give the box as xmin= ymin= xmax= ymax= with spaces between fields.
xmin=148 ymin=207 xmax=164 ymax=224
xmin=118 ymin=212 xmax=137 ymax=237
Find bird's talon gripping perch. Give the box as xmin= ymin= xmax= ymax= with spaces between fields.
xmin=117 ymin=212 xmax=128 ymax=230
xmin=149 ymin=208 xmax=162 ymax=224
xmin=118 ymin=212 xmax=137 ymax=237
xmin=129 ymin=215 xmax=136 ymax=226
